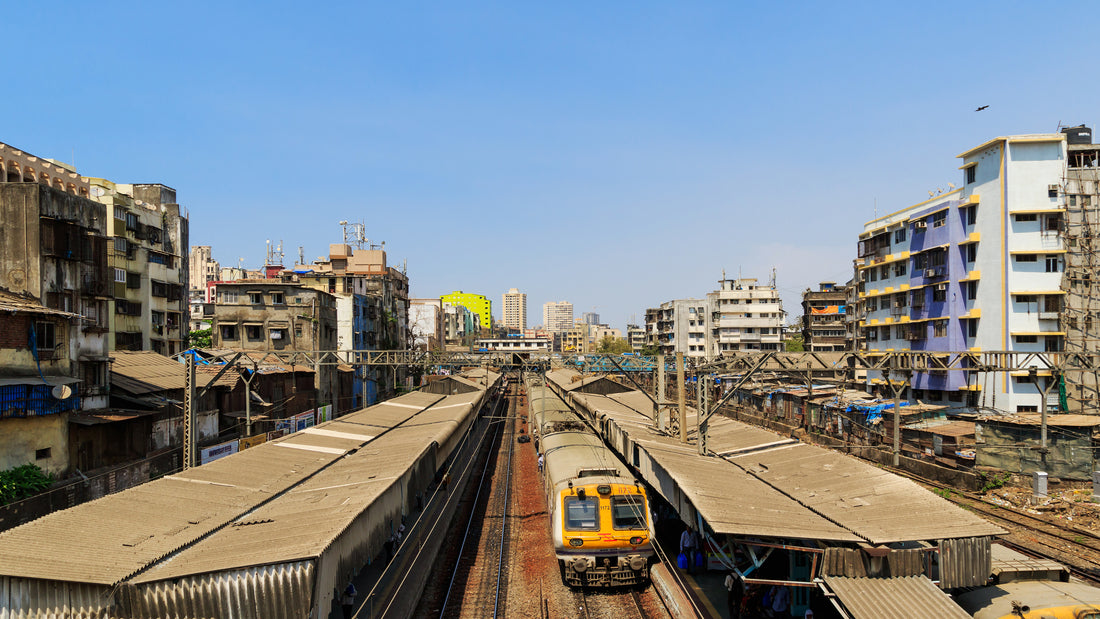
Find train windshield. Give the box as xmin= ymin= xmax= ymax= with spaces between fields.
xmin=564 ymin=497 xmax=600 ymax=531
xmin=611 ymin=496 xmax=647 ymax=530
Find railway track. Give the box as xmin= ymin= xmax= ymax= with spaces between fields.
xmin=439 ymin=386 xmax=513 ymax=617
xmin=570 ymin=587 xmax=648 ymax=619
xmin=894 ymin=469 xmax=1100 ymax=585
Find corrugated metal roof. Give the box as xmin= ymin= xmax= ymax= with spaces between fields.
xmin=822 ymin=575 xmax=971 ymax=619
xmin=0 ymin=382 xmax=483 ymax=588
xmin=979 ymin=413 xmax=1100 ymax=428
xmin=732 ymin=442 xmax=1003 ymax=544
xmin=110 ymin=350 xmax=239 ymax=394
xmin=0 ymin=290 xmax=82 ymax=318
xmin=564 ymin=389 xmax=861 ymax=542
xmin=547 ymin=369 xmax=1003 ymax=546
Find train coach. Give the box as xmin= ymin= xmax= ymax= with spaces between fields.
xmin=527 ymin=375 xmax=654 ymax=587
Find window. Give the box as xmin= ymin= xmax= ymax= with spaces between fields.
xmin=1014 ymin=213 xmax=1037 ymax=222
xmin=880 ymin=326 xmax=890 ymax=341
xmin=932 ymin=286 xmax=946 ymax=302
xmin=965 ymin=205 xmax=977 ymax=226
xmin=220 ymin=324 xmax=238 ymax=340
xmin=1015 ymin=254 xmax=1038 ymax=263
xmin=1044 ymin=295 xmax=1063 ymax=313
xmin=1045 ymin=336 xmax=1063 ymax=352
xmin=966 ymin=281 xmax=978 ymax=301
xmin=564 ymin=496 xmax=599 ymax=531
xmin=148 ymin=252 xmax=169 ymax=266
xmin=866 ymin=297 xmax=878 ymax=311
xmin=879 ymin=266 xmax=890 ymax=280
xmin=894 ymin=262 xmax=907 ymax=277
xmin=1045 ymin=256 xmax=1061 ymax=273
xmin=270 ymin=328 xmax=288 ymax=341
xmin=114 ymin=206 xmax=125 ymax=220
xmin=35 ymin=448 xmax=51 ymax=460
xmin=1016 ymin=405 xmax=1039 ymax=413
xmin=114 ymin=268 xmax=126 ymax=283
xmin=245 ymin=325 xmax=263 ymax=340
xmin=894 ymin=228 xmax=907 ymax=243
xmin=1043 ymin=215 xmax=1062 ymax=232
xmin=967 ymin=318 xmax=979 ymax=338
xmin=127 ymin=272 xmax=141 ymax=289
xmin=220 ymin=290 xmax=240 ymax=303
xmin=868 ymin=269 xmax=878 ymax=282
xmin=271 ymin=292 xmax=285 ymax=305
xmin=126 ymin=212 xmax=138 ymax=230
xmin=932 ymin=211 xmax=946 ymax=228
xmin=1048 ymin=185 xmax=1058 ymax=198
xmin=933 ymin=320 xmax=947 ymax=338
xmin=1015 ymin=335 xmax=1037 ymax=343
xmin=966 ymin=243 xmax=977 ymax=263
xmin=248 ymin=292 xmax=263 ymax=305
xmin=34 ymin=321 xmax=56 ymax=350
xmin=611 ymin=496 xmax=647 ymax=530
xmin=966 ymin=165 xmax=976 ymax=184
xmin=113 ymin=237 xmax=127 ymax=252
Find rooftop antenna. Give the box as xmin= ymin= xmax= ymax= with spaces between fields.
xmin=339 ymin=220 xmax=349 ymax=244
xmin=770 ymin=267 xmax=777 ymax=289
xmin=265 ymin=240 xmax=270 ymax=266
xmin=298 ymin=246 xmax=305 ymax=267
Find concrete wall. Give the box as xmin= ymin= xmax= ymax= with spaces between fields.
xmin=0 ymin=414 xmax=69 ymax=476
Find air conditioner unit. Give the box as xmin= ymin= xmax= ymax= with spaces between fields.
xmin=925 ymin=269 xmax=937 ymax=278
xmin=1049 ymin=184 xmax=1060 ymax=192
xmin=914 ymin=221 xmax=927 ymax=229
xmin=935 ymin=283 xmax=947 ymax=291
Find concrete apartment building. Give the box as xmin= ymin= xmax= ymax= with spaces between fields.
xmin=649 ymin=298 xmax=710 ymax=359
xmin=857 ymin=126 xmax=1100 ymax=413
xmin=443 ymin=302 xmax=480 ymax=349
xmin=801 ymin=282 xmax=850 ymax=351
xmin=645 ymin=277 xmax=785 ymax=358
xmin=0 ymin=142 xmax=111 ymax=477
xmin=88 ymin=179 xmax=189 ymax=355
xmin=543 ymin=301 xmax=573 ymax=333
xmin=706 ymin=277 xmax=784 ymax=354
xmin=501 ymin=288 xmax=526 ymax=331
xmin=210 ymin=280 xmax=339 ymax=406
xmin=581 ymin=311 xmax=599 ymax=325
xmin=441 ymin=291 xmax=491 ymax=336
xmin=626 ymin=323 xmax=646 ymax=352
xmin=294 ymin=243 xmax=411 ymax=405
xmin=189 ymin=245 xmax=219 ymax=292
xmin=409 ymin=298 xmax=444 ymax=350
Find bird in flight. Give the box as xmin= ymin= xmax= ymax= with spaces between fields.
xmin=975 ymin=105 xmax=989 ymax=112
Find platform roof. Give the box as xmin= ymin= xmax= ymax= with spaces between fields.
xmin=823 ymin=575 xmax=971 ymax=619
xmin=547 ymin=370 xmax=1004 ymax=546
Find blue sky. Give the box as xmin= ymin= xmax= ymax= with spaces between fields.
xmin=3 ymin=2 xmax=1097 ymax=331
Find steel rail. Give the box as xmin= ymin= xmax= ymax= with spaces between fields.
xmin=493 ymin=379 xmax=516 ymax=618
xmin=438 ymin=388 xmax=508 ymax=617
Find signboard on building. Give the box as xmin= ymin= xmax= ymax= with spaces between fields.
xmin=316 ymin=404 xmax=333 ymax=424
xmin=200 ymin=439 xmax=239 ymax=465
xmin=239 ymin=434 xmax=267 ymax=450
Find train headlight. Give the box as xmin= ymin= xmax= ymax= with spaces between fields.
xmin=569 ymin=538 xmax=584 ymax=547
xmin=596 ymin=484 xmax=611 ymax=495
xmin=630 ymin=536 xmax=644 ymax=546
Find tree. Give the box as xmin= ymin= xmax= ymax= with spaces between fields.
xmin=640 ymin=344 xmax=659 ymax=356
xmin=785 ymin=332 xmax=805 ymax=352
xmin=188 ymin=328 xmax=212 ymax=349
xmin=596 ymin=336 xmax=633 ymax=354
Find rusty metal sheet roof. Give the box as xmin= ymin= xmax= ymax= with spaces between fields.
xmin=0 ymin=290 xmax=81 ymax=318
xmin=822 ymin=575 xmax=971 ymax=619
xmin=110 ymin=350 xmax=239 ymax=394
xmin=979 ymin=413 xmax=1100 ymax=428
xmin=736 ymin=442 xmax=1004 ymax=544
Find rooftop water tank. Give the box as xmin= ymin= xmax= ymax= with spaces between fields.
xmin=1061 ymin=125 xmax=1092 ymax=145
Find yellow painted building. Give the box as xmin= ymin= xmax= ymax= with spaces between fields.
xmin=440 ymin=291 xmax=492 ymax=334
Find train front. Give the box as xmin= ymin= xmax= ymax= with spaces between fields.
xmin=555 ymin=478 xmax=654 ymax=587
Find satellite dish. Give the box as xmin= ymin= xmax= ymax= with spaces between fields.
xmin=90 ymin=186 xmax=105 ymax=197
xmin=51 ymin=384 xmax=73 ymax=400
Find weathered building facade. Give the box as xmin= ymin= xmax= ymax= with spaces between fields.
xmin=801 ymin=282 xmax=850 ymax=351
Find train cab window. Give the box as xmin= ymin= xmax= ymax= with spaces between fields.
xmin=611 ymin=496 xmax=647 ymax=530
xmin=564 ymin=496 xmax=600 ymax=531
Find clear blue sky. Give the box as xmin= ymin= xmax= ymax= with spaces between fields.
xmin=4 ymin=3 xmax=1097 ymax=331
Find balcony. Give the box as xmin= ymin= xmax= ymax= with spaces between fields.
xmin=1039 ymin=312 xmax=1060 ymax=321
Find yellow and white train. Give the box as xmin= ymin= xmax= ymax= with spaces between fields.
xmin=527 ymin=375 xmax=654 ymax=587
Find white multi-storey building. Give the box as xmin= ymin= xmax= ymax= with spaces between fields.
xmin=707 ymin=278 xmax=784 ymax=353
xmin=858 ymin=127 xmax=1099 ymax=414
xmin=542 ymin=301 xmax=573 ymax=333
xmin=501 ymin=288 xmax=527 ymax=331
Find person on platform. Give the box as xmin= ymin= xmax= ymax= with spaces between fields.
xmin=679 ymin=525 xmax=697 ymax=573
xmin=341 ymin=582 xmax=357 ymax=619
xmin=724 ymin=571 xmax=744 ymax=618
